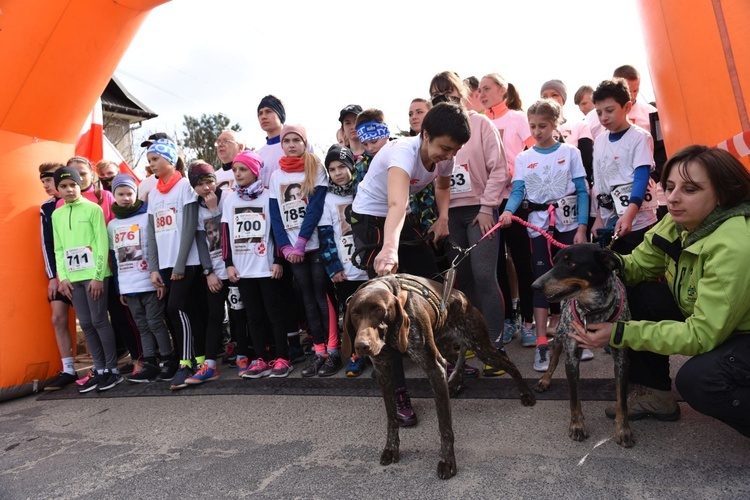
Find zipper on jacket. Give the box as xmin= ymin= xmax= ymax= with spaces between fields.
xmin=674 ymin=265 xmax=686 ymax=302
xmin=68 ymin=203 xmax=73 ymax=230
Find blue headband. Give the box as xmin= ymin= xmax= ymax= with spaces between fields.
xmin=147 ymin=138 xmax=178 ymax=165
xmin=356 ymin=122 xmax=389 ymax=143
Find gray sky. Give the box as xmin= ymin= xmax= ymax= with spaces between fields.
xmin=116 ymin=0 xmax=654 ymax=165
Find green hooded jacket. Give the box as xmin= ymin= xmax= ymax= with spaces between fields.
xmin=52 ymin=197 xmax=112 ymax=283
xmin=613 ymin=201 xmax=750 ymax=355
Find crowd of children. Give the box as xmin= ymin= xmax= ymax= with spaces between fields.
xmin=40 ymin=66 xmax=669 ymax=427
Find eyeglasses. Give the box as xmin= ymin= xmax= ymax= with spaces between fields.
xmin=214 ymin=139 xmax=237 ymax=146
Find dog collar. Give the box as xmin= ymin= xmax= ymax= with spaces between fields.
xmin=571 ymin=276 xmax=626 ymax=325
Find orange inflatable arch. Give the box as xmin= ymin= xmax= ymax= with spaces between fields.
xmin=0 ymin=0 xmax=748 ymax=400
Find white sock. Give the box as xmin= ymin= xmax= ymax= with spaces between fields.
xmin=205 ymin=359 xmax=216 ymax=369
xmin=62 ymin=357 xmax=75 ymax=375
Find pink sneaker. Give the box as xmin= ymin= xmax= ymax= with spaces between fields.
xmin=236 ymin=357 xmax=251 ymax=377
xmin=269 ymin=358 xmax=293 ymax=378
xmin=242 ymin=358 xmax=272 ymax=379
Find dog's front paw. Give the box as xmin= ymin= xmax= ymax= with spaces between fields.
xmin=568 ymin=424 xmax=589 ymax=442
xmin=616 ymin=429 xmax=635 ymax=448
xmin=437 ymin=458 xmax=457 ymax=479
xmin=380 ymin=447 xmax=399 ymax=465
xmin=534 ymin=379 xmax=550 ymax=393
xmin=520 ymin=392 xmax=536 ymax=406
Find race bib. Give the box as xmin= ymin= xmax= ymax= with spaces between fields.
xmin=282 ymin=200 xmax=306 ymax=230
xmin=113 ymin=224 xmax=140 ymax=249
xmin=556 ymin=195 xmax=578 ymax=226
xmin=235 ymin=212 xmax=265 ymax=240
xmin=450 ymin=163 xmax=472 ymax=194
xmin=227 ymin=286 xmax=244 ymax=310
xmin=65 ymin=246 xmax=94 ymax=272
xmin=611 ymin=181 xmax=658 ymax=216
xmin=339 ymin=234 xmax=355 ymax=264
xmin=154 ymin=208 xmax=177 ymax=234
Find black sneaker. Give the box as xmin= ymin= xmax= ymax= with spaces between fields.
xmin=79 ymin=372 xmax=103 ymax=394
xmin=301 ymin=355 xmax=326 ymax=378
xmin=318 ymin=352 xmax=343 ymax=377
xmin=157 ymin=358 xmax=179 ymax=381
xmin=127 ymin=362 xmax=160 ymax=383
xmin=98 ymin=370 xmax=123 ymax=391
xmin=119 ymin=363 xmax=136 ymax=375
xmin=169 ymin=366 xmax=194 ymax=390
xmin=288 ymin=345 xmax=306 ymax=364
xmin=44 ymin=371 xmax=78 ymax=391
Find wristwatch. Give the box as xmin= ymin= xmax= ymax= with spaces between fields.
xmin=203 ymin=268 xmax=213 ymax=276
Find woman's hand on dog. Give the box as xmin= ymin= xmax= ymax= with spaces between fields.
xmin=569 ymin=320 xmax=613 ymax=349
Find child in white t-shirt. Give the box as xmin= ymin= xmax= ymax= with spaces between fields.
xmin=223 ymin=150 xmax=293 ymax=378
xmin=318 ymin=144 xmax=369 ymax=377
xmin=269 ymin=124 xmax=337 ymax=377
xmin=146 ymin=139 xmax=205 ymax=389
xmin=499 ymin=99 xmax=590 ymax=373
xmin=108 ymin=174 xmax=173 ymax=383
xmin=590 ymin=78 xmax=656 ymax=255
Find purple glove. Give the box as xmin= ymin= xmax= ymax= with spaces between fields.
xmin=280 ymin=245 xmax=293 ymax=259
xmin=292 ymin=236 xmax=308 ymax=256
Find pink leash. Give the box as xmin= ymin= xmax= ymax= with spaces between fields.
xmin=477 ymin=215 xmax=570 ymax=249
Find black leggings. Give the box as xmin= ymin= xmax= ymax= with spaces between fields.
xmin=496 ymin=201 xmax=534 ymax=323
xmin=237 ymin=277 xmax=288 ymax=360
xmin=530 ymin=229 xmax=576 ymax=309
xmin=201 ymin=281 xmax=248 ymax=361
xmin=164 ymin=266 xmax=207 ymax=362
xmin=290 ymin=251 xmax=331 ymax=349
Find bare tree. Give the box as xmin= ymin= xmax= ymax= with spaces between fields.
xmin=180 ymin=113 xmax=242 ymax=169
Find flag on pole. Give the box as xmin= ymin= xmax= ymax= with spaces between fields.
xmin=75 ymin=98 xmax=141 ymax=183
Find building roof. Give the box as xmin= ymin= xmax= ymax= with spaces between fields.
xmin=101 ymin=75 xmax=158 ymax=122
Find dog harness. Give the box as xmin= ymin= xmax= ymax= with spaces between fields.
xmin=394 ymin=275 xmax=447 ymax=331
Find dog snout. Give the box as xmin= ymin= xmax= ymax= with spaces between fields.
xmin=354 ymin=327 xmax=382 ymax=357
xmin=531 ymin=274 xmax=548 ymax=292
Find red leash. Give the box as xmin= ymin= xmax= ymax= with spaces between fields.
xmin=477 ymin=215 xmax=570 ymax=249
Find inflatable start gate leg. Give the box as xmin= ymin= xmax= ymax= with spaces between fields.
xmin=0 ymin=0 xmax=167 ymax=401
xmin=637 ymin=0 xmax=750 ymax=168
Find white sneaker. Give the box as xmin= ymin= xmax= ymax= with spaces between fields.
xmin=533 ymin=345 xmax=550 ymax=372
xmin=581 ymin=348 xmax=594 ymax=361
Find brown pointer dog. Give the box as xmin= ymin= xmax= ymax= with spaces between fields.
xmin=342 ymin=273 xmax=535 ymax=480
xmin=532 ymin=243 xmax=634 ymax=447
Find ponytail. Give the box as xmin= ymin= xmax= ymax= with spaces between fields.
xmin=301 ymin=151 xmax=324 ymax=199
xmin=505 ymin=83 xmax=523 ymax=111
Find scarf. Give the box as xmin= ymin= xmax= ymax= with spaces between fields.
xmin=328 ymin=178 xmax=355 ymax=197
xmin=279 ymin=156 xmax=305 ymax=173
xmin=111 ymin=199 xmax=146 ymax=219
xmin=157 ymin=170 xmax=183 ymax=194
xmin=681 ymin=200 xmax=750 ymax=248
xmin=235 ymin=180 xmax=264 ymax=201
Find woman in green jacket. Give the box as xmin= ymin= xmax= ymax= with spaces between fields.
xmin=571 ymin=145 xmax=750 ymax=438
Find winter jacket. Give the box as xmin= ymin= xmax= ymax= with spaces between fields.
xmin=612 ymin=202 xmax=750 ymax=355
xmin=52 ymin=197 xmax=112 ymax=283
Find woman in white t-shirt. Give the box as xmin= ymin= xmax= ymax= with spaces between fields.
xmin=269 ymin=124 xmax=336 ymax=378
xmin=350 ymin=102 xmax=471 ymax=427
xmin=146 ymin=139 xmax=205 ymax=389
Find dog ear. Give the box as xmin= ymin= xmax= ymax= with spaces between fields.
xmin=342 ymin=302 xmax=354 ymax=360
xmin=598 ymin=248 xmax=624 ymax=272
xmin=395 ymin=289 xmax=410 ymax=353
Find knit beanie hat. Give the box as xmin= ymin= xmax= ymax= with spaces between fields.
xmin=111 ymin=173 xmax=138 ymax=194
xmin=257 ymin=95 xmax=286 ymax=124
xmin=54 ymin=167 xmax=82 ymax=188
xmin=233 ymin=150 xmax=263 ymax=178
xmin=147 ymin=138 xmax=179 ymax=165
xmin=187 ymin=162 xmax=216 ymax=188
xmin=324 ymin=145 xmax=355 ymax=171
xmin=280 ymin=124 xmax=308 ymax=146
xmin=540 ymin=79 xmax=568 ymax=104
